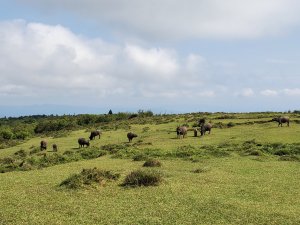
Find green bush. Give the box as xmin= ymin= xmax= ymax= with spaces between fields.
xmin=132 ymin=154 xmax=149 ymax=161
xmin=14 ymin=149 xmax=27 ymax=158
xmin=60 ymin=168 xmax=120 ymax=189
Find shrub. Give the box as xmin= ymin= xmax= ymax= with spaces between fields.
xmin=60 ymin=174 xmax=83 ymax=189
xmin=227 ymin=122 xmax=236 ymax=128
xmin=29 ymin=147 xmax=40 ymax=155
xmin=122 ymin=169 xmax=163 ymax=187
xmin=79 ymin=148 xmax=107 ymax=159
xmin=143 ymin=159 xmax=162 ymax=167
xmin=14 ymin=149 xmax=27 ymax=158
xmin=132 ymin=154 xmax=149 ymax=161
xmin=279 ymin=155 xmax=300 ymax=162
xmin=0 ymin=129 xmax=13 ymax=140
xmin=246 ymin=149 xmax=264 ymax=156
xmin=60 ymin=168 xmax=120 ymax=189
xmin=274 ymin=149 xmax=290 ymax=156
xmin=101 ymin=144 xmax=129 ymax=154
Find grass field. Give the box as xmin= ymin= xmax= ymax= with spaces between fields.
xmin=0 ymin=113 xmax=300 ymax=224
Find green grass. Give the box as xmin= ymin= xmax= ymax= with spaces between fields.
xmin=0 ymin=113 xmax=300 ymax=224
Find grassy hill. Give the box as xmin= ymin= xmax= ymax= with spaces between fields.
xmin=0 ymin=112 xmax=300 ymax=224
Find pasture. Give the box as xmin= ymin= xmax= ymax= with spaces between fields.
xmin=0 ymin=112 xmax=300 ymax=224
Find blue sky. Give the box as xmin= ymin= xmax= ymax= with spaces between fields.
xmin=0 ymin=0 xmax=300 ymax=117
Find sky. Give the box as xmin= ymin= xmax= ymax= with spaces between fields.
xmin=0 ymin=0 xmax=300 ymax=117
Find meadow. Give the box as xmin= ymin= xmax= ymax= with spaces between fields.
xmin=0 ymin=112 xmax=300 ymax=225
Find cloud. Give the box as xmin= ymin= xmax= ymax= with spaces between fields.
xmin=17 ymin=0 xmax=300 ymax=40
xmin=124 ymin=45 xmax=178 ymax=78
xmin=260 ymin=89 xmax=278 ymax=96
xmin=266 ymin=59 xmax=297 ymax=64
xmin=0 ymin=20 xmax=214 ymax=106
xmin=282 ymin=88 xmax=300 ymax=96
xmin=242 ymin=88 xmax=255 ymax=97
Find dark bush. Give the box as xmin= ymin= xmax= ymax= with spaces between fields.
xmin=122 ymin=169 xmax=163 ymax=187
xmin=274 ymin=149 xmax=290 ymax=156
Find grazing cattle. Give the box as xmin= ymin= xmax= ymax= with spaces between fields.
xmin=40 ymin=140 xmax=47 ymax=151
xmin=127 ymin=132 xmax=138 ymax=142
xmin=89 ymin=130 xmax=102 ymax=140
xmin=200 ymin=123 xmax=212 ymax=136
xmin=52 ymin=144 xmax=58 ymax=152
xmin=176 ymin=126 xmax=188 ymax=139
xmin=194 ymin=128 xmax=198 ymax=137
xmin=199 ymin=118 xmax=206 ymax=126
xmin=78 ymin=138 xmax=90 ymax=148
xmin=272 ymin=116 xmax=290 ymax=127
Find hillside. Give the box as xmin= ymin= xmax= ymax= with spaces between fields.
xmin=1 ymin=112 xmax=300 ymax=225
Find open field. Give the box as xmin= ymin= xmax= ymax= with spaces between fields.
xmin=1 ymin=113 xmax=300 ymax=224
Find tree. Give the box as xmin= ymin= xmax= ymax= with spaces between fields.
xmin=108 ymin=109 xmax=113 ymax=115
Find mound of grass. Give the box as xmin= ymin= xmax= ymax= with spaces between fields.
xmin=132 ymin=153 xmax=149 ymax=161
xmin=143 ymin=159 xmax=162 ymax=167
xmin=60 ymin=168 xmax=120 ymax=189
xmin=79 ymin=147 xmax=107 ymax=159
xmin=279 ymin=155 xmax=300 ymax=162
xmin=14 ymin=149 xmax=27 ymax=158
xmin=101 ymin=143 xmax=129 ymax=154
xmin=244 ymin=149 xmax=264 ymax=156
xmin=122 ymin=169 xmax=163 ymax=187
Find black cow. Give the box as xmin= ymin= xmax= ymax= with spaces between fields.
xmin=127 ymin=132 xmax=138 ymax=142
xmin=52 ymin=144 xmax=58 ymax=152
xmin=198 ymin=118 xmax=206 ymax=126
xmin=89 ymin=130 xmax=102 ymax=140
xmin=272 ymin=116 xmax=290 ymax=127
xmin=40 ymin=140 xmax=47 ymax=151
xmin=78 ymin=138 xmax=90 ymax=148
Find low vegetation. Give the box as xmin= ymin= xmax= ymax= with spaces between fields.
xmin=60 ymin=167 xmax=120 ymax=189
xmin=122 ymin=169 xmax=163 ymax=187
xmin=1 ymin=111 xmax=300 ymax=224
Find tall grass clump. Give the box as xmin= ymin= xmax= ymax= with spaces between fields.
xmin=60 ymin=168 xmax=120 ymax=189
xmin=143 ymin=159 xmax=162 ymax=167
xmin=122 ymin=169 xmax=163 ymax=187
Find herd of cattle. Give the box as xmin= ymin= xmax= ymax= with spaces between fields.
xmin=39 ymin=116 xmax=290 ymax=151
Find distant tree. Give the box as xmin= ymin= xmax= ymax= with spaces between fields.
xmin=108 ymin=109 xmax=113 ymax=115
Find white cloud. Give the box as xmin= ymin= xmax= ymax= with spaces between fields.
xmin=0 ymin=20 xmax=214 ymax=105
xmin=282 ymin=88 xmax=300 ymax=96
xmin=124 ymin=45 xmax=178 ymax=77
xmin=243 ymin=88 xmax=255 ymax=97
xmin=18 ymin=0 xmax=300 ymax=40
xmin=260 ymin=89 xmax=278 ymax=96
xmin=266 ymin=59 xmax=296 ymax=64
